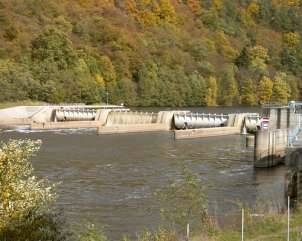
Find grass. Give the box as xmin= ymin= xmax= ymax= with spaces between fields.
xmin=0 ymin=100 xmax=47 ymax=109
xmin=191 ymin=206 xmax=302 ymax=241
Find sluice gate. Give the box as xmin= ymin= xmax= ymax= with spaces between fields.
xmin=174 ymin=113 xmax=229 ymax=129
xmin=106 ymin=111 xmax=158 ymax=125
xmin=55 ymin=108 xmax=97 ymax=121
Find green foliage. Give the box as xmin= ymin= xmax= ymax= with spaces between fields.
xmin=137 ymin=228 xmax=179 ymax=241
xmin=257 ymin=76 xmax=274 ymax=105
xmin=0 ymin=0 xmax=301 ymax=106
xmin=156 ymin=165 xmax=209 ymax=233
xmin=241 ymin=79 xmax=257 ymax=106
xmin=0 ymin=60 xmax=38 ymax=102
xmin=0 ymin=139 xmax=69 ymax=241
xmin=79 ymin=224 xmax=108 ymax=241
xmin=271 ymin=72 xmax=291 ymax=104
xmin=219 ymin=65 xmax=239 ymax=106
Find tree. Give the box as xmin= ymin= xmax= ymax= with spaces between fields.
xmin=156 ymin=0 xmax=177 ymax=25
xmin=0 ymin=60 xmax=38 ymax=102
xmin=257 ymin=76 xmax=273 ymax=105
xmin=271 ymin=72 xmax=291 ymax=104
xmin=31 ymin=26 xmax=76 ymax=70
xmin=0 ymin=140 xmax=68 ymax=241
xmin=283 ymin=32 xmax=300 ymax=50
xmin=247 ymin=45 xmax=269 ymax=72
xmin=137 ymin=61 xmax=161 ymax=106
xmin=241 ymin=79 xmax=257 ymax=106
xmin=219 ymin=65 xmax=239 ymax=106
xmin=205 ymin=76 xmax=218 ymax=106
xmin=156 ymin=165 xmax=209 ymax=232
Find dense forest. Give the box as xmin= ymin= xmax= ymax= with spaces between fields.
xmin=0 ymin=0 xmax=301 ymax=106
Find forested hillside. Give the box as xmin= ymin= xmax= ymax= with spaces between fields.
xmin=0 ymin=0 xmax=301 ymax=106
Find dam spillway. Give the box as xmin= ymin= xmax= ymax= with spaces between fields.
xmin=0 ymin=104 xmax=260 ymax=138
xmin=174 ymin=113 xmax=229 ymax=129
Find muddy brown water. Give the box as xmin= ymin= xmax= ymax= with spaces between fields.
xmin=0 ymin=107 xmax=287 ymax=240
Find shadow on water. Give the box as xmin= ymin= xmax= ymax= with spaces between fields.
xmin=0 ymin=128 xmax=287 ymax=239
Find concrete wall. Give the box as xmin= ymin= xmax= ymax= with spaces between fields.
xmin=31 ymin=120 xmax=102 ymax=130
xmin=97 ymin=111 xmax=189 ymax=134
xmin=268 ymin=107 xmax=296 ymax=130
xmin=106 ymin=111 xmax=158 ymax=125
xmin=0 ymin=106 xmax=46 ymax=126
xmin=98 ymin=124 xmax=168 ymax=134
xmin=174 ymin=127 xmax=240 ymax=140
xmin=254 ymin=129 xmax=288 ymax=168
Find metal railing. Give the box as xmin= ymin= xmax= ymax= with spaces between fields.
xmin=288 ymin=114 xmax=302 ymax=146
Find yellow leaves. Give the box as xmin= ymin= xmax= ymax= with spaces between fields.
xmin=125 ymin=0 xmax=177 ymax=26
xmin=186 ymin=0 xmax=202 ymax=14
xmin=240 ymin=1 xmax=259 ymax=27
xmin=283 ymin=32 xmax=300 ymax=50
xmin=215 ymin=31 xmax=239 ymax=60
xmin=212 ymin=0 xmax=224 ymax=10
xmin=156 ymin=0 xmax=177 ymax=24
xmin=247 ymin=1 xmax=260 ymax=16
xmin=257 ymin=76 xmax=273 ymax=105
xmin=247 ymin=45 xmax=269 ymax=71
xmin=240 ymin=10 xmax=255 ymax=27
xmin=0 ymin=140 xmax=55 ymax=230
xmin=248 ymin=45 xmax=269 ymax=61
xmin=205 ymin=76 xmax=217 ymax=106
xmin=95 ymin=74 xmax=105 ymax=87
xmin=126 ymin=0 xmax=138 ymax=15
xmin=282 ymin=0 xmax=300 ymax=7
xmin=272 ymin=72 xmax=291 ymax=104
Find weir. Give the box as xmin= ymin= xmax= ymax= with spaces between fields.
xmin=0 ymin=104 xmax=260 ymax=137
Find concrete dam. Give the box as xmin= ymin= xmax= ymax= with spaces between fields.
xmin=0 ymin=105 xmax=260 ymax=138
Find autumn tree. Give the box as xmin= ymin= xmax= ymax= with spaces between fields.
xmin=205 ymin=76 xmax=218 ymax=106
xmin=257 ymin=76 xmax=274 ymax=105
xmin=0 ymin=139 xmax=68 ymax=241
xmin=241 ymin=79 xmax=257 ymax=106
xmin=271 ymin=72 xmax=291 ymax=104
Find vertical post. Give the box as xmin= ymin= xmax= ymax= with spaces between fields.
xmin=288 ymin=196 xmax=290 ymax=241
xmin=106 ymin=91 xmax=109 ymax=106
xmin=186 ymin=223 xmax=190 ymax=241
xmin=242 ymin=208 xmax=244 ymax=241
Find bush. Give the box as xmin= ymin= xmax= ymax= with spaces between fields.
xmin=0 ymin=139 xmax=70 ymax=241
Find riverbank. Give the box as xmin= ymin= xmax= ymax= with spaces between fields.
xmin=192 ymin=206 xmax=302 ymax=241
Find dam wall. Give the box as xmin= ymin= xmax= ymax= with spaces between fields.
xmin=106 ymin=111 xmax=158 ymax=125
xmin=254 ymin=129 xmax=288 ymax=168
xmin=97 ymin=111 xmax=188 ymax=134
xmin=253 ymin=107 xmax=300 ymax=168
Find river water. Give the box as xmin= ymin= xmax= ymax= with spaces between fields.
xmin=0 ymin=107 xmax=287 ymax=240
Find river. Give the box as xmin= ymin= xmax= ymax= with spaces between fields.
xmin=0 ymin=107 xmax=287 ymax=240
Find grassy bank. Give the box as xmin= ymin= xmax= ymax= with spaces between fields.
xmin=0 ymin=100 xmax=47 ymax=109
xmin=191 ymin=207 xmax=302 ymax=241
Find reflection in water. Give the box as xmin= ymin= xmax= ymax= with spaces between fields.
xmin=0 ymin=129 xmax=286 ymax=239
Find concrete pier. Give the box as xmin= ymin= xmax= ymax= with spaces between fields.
xmin=254 ymin=129 xmax=288 ymax=168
